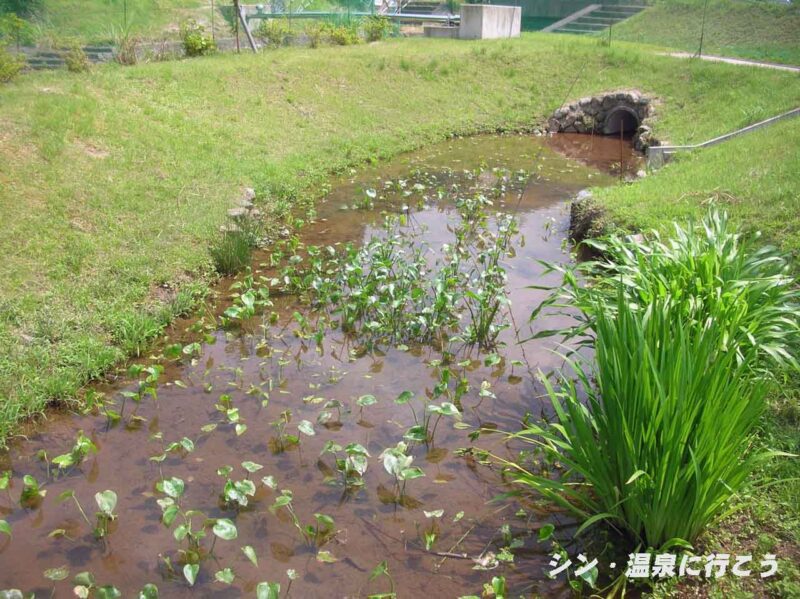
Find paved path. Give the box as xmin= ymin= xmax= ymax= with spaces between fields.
xmin=662 ymin=52 xmax=800 ymax=73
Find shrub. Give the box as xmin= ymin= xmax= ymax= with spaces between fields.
xmin=114 ymin=32 xmax=139 ymax=66
xmin=64 ymin=44 xmax=91 ymax=72
xmin=362 ymin=16 xmax=391 ymax=42
xmin=0 ymin=43 xmax=24 ymax=82
xmin=180 ymin=19 xmax=215 ymax=57
xmin=304 ymin=21 xmax=325 ymax=48
xmin=256 ymin=19 xmax=293 ymax=48
xmin=510 ymin=210 xmax=799 ymax=549
xmin=0 ymin=12 xmax=36 ymax=49
xmin=328 ymin=24 xmax=359 ymax=46
xmin=210 ymin=218 xmax=262 ymax=276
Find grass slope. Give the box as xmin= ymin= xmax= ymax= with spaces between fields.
xmin=610 ymin=0 xmax=800 ymax=66
xmin=10 ymin=0 xmax=223 ymax=44
xmin=595 ymin=118 xmax=800 ymax=258
xmin=0 ymin=35 xmax=798 ymax=444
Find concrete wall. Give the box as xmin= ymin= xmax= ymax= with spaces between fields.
xmin=459 ymin=4 xmax=521 ymax=40
xmin=490 ymin=0 xmax=643 ymax=19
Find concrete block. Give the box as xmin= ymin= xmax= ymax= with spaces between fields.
xmin=424 ymin=25 xmax=460 ymax=39
xmin=459 ymin=4 xmax=521 ymax=40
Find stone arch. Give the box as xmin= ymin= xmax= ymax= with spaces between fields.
xmin=603 ymin=105 xmax=640 ymax=135
xmin=547 ymin=90 xmax=656 ymax=149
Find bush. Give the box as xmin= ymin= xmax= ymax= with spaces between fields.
xmin=256 ymin=19 xmax=294 ymax=48
xmin=64 ymin=45 xmax=91 ymax=72
xmin=510 ymin=210 xmax=800 ymax=549
xmin=180 ymin=19 xmax=215 ymax=57
xmin=304 ymin=21 xmax=325 ymax=49
xmin=328 ymin=24 xmax=359 ymax=46
xmin=0 ymin=43 xmax=23 ymax=82
xmin=210 ymin=218 xmax=262 ymax=276
xmin=362 ymin=16 xmax=391 ymax=42
xmin=0 ymin=13 xmax=36 ymax=49
xmin=114 ymin=32 xmax=139 ymax=66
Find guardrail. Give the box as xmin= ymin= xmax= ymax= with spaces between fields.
xmin=646 ymin=107 xmax=800 ymax=168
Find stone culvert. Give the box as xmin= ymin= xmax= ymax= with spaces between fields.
xmin=547 ymin=90 xmax=658 ymax=151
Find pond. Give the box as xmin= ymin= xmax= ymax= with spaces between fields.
xmin=0 ymin=132 xmax=641 ymax=597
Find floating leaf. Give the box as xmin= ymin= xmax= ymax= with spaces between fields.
xmin=183 ymin=563 xmax=199 ymax=586
xmin=97 ymin=586 xmax=122 ymax=599
xmin=424 ymin=509 xmax=444 ymax=518
xmin=242 ymin=545 xmax=258 ymax=567
xmin=297 ymin=420 xmax=315 ymax=436
xmin=94 ymin=490 xmax=117 ymax=516
xmin=256 ymin=582 xmax=280 ymax=599
xmin=214 ymin=568 xmax=235 ymax=584
xmin=241 ymin=461 xmax=263 ymax=473
xmin=212 ymin=518 xmax=238 ymax=541
xmin=537 ymin=523 xmax=555 ymax=542
xmin=43 ymin=566 xmax=69 ymax=581
xmin=316 ymin=550 xmax=338 ymax=563
xmin=0 ymin=520 xmax=10 ymax=538
xmin=357 ymin=394 xmax=377 ymax=407
xmin=138 ymin=583 xmax=159 ymax=599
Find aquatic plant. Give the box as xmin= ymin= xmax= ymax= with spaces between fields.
xmin=52 ymin=430 xmax=97 ymax=471
xmin=511 ymin=211 xmax=800 ymax=548
xmin=379 ymin=441 xmax=425 ymax=504
xmin=269 ymin=490 xmax=337 ymax=547
xmin=319 ymin=441 xmax=370 ymax=489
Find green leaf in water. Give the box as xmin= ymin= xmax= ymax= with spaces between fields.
xmin=256 ymin=582 xmax=280 ymax=599
xmin=242 ymin=545 xmax=258 ymax=567
xmin=183 ymin=563 xmax=199 ymax=586
xmin=212 ymin=518 xmax=238 ymax=541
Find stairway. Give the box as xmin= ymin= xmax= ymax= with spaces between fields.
xmin=399 ymin=1 xmax=443 ymax=15
xmin=551 ymin=4 xmax=645 ymax=35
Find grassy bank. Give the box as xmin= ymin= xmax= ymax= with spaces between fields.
xmin=610 ymin=0 xmax=800 ymax=65
xmin=0 ymin=35 xmax=798 ymax=444
xmin=1 ymin=0 xmax=222 ymax=44
xmin=594 ymin=118 xmax=800 ymax=260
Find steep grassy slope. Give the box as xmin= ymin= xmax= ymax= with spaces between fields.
xmin=610 ymin=0 xmax=800 ymax=65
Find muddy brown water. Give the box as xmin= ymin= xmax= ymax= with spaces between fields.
xmin=0 ymin=133 xmax=641 ymax=597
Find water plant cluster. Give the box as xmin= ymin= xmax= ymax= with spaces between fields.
xmin=499 ymin=211 xmax=799 ymax=567
xmin=268 ymin=192 xmax=519 ymax=350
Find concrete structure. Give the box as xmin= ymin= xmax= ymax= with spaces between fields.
xmin=459 ymin=4 xmax=521 ymax=40
xmin=423 ymin=24 xmax=460 ymax=38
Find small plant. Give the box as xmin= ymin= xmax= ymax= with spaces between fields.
xmin=269 ymin=489 xmax=336 ymax=547
xmin=319 ymin=441 xmax=370 ymax=489
xmin=328 ymin=24 xmax=359 ymax=46
xmin=269 ymin=409 xmax=299 ymax=453
xmin=0 ymin=13 xmax=36 ymax=50
xmin=180 ymin=19 xmax=215 ymax=57
xmin=379 ymin=441 xmax=425 ymax=504
xmin=114 ymin=31 xmax=139 ymax=66
xmin=19 ymin=474 xmax=46 ymax=508
xmin=362 ymin=16 xmax=391 ymax=42
xmin=210 ymin=228 xmax=258 ymax=275
xmin=256 ymin=19 xmax=293 ymax=48
xmin=64 ymin=44 xmax=91 ymax=73
xmin=58 ymin=489 xmax=117 ymax=541
xmin=0 ymin=43 xmax=24 ymax=83
xmin=304 ymin=21 xmax=325 ymax=48
xmin=52 ymin=430 xmax=97 ymax=471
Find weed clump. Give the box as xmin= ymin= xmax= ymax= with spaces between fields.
xmin=0 ymin=43 xmax=24 ymax=82
xmin=64 ymin=45 xmax=91 ymax=73
xmin=362 ymin=16 xmax=391 ymax=42
xmin=210 ymin=218 xmax=262 ymax=276
xmin=510 ymin=210 xmax=800 ymax=548
xmin=256 ymin=20 xmax=294 ymax=48
xmin=181 ymin=19 xmax=215 ymax=57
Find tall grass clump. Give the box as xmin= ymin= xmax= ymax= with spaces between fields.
xmin=511 ymin=210 xmax=799 ymax=548
xmin=210 ymin=220 xmax=262 ymax=276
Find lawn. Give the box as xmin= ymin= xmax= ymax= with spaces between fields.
xmin=609 ymin=0 xmax=800 ymax=66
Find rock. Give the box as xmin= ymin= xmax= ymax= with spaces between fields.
xmin=242 ymin=187 xmax=256 ymax=201
xmin=576 ymin=189 xmax=593 ymax=201
xmin=578 ymin=96 xmax=592 ymax=107
xmin=227 ymin=207 xmax=248 ymax=219
xmin=563 ymin=125 xmax=577 ymax=133
xmin=636 ymin=169 xmax=647 ymax=178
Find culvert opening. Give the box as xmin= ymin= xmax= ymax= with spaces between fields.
xmin=603 ymin=107 xmax=640 ymax=136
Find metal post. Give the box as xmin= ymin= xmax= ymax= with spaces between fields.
xmin=697 ymin=0 xmax=709 ymax=58
xmin=211 ymin=0 xmax=216 ymax=41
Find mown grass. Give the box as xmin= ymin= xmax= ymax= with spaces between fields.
xmin=609 ymin=0 xmax=800 ymax=65
xmin=594 ymin=118 xmax=800 ymax=262
xmin=0 ymin=35 xmax=797 ymax=445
